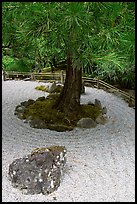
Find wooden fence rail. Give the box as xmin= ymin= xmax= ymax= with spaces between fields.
xmin=3 ymin=70 xmax=135 ymax=106
xmin=83 ymin=77 xmax=135 ymax=100
xmin=3 ymin=71 xmax=65 ymax=82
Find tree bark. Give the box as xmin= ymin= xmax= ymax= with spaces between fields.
xmin=54 ymin=56 xmax=82 ymax=113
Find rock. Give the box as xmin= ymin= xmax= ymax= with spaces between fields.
xmin=23 ymin=78 xmax=31 ymax=81
xmin=23 ymin=116 xmax=33 ymax=123
xmin=94 ymin=99 xmax=102 ymax=109
xmin=47 ymin=124 xmax=73 ymax=132
xmin=51 ymin=84 xmax=63 ymax=93
xmin=14 ymin=105 xmax=25 ymax=119
xmin=77 ymin=118 xmax=97 ymax=128
xmin=17 ymin=113 xmax=24 ymax=120
xmin=87 ymin=101 xmax=94 ymax=106
xmin=36 ymin=96 xmax=46 ymax=101
xmin=46 ymin=82 xmax=57 ymax=93
xmin=15 ymin=105 xmax=25 ymax=113
xmin=15 ymin=100 xmax=35 ymax=118
xmin=102 ymin=106 xmax=107 ymax=114
xmin=20 ymin=99 xmax=35 ymax=107
xmin=95 ymin=114 xmax=108 ymax=125
xmin=8 ymin=145 xmax=67 ymax=195
xmin=29 ymin=118 xmax=47 ymax=129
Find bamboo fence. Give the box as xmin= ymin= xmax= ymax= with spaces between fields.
xmin=3 ymin=70 xmax=135 ymax=107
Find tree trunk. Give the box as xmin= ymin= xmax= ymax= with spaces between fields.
xmin=54 ymin=56 xmax=82 ymax=113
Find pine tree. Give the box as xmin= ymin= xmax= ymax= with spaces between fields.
xmin=2 ymin=2 xmax=135 ymax=113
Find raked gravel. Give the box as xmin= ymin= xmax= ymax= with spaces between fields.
xmin=2 ymin=78 xmax=135 ymax=202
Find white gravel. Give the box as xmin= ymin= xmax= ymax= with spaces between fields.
xmin=2 ymin=78 xmax=135 ymax=202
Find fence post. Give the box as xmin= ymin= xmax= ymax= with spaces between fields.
xmin=31 ymin=73 xmax=35 ymax=80
xmin=128 ymin=94 xmax=132 ymax=107
xmin=3 ymin=70 xmax=6 ymax=81
xmin=97 ymin=77 xmax=99 ymax=89
xmin=61 ymin=70 xmax=64 ymax=84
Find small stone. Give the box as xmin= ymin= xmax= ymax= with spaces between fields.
xmin=29 ymin=118 xmax=47 ymax=129
xmin=77 ymin=118 xmax=97 ymax=128
xmin=102 ymin=106 xmax=107 ymax=114
xmin=95 ymin=114 xmax=108 ymax=125
xmin=23 ymin=78 xmax=30 ymax=81
xmin=17 ymin=113 xmax=24 ymax=120
xmin=53 ymin=196 xmax=57 ymax=200
xmin=87 ymin=101 xmax=94 ymax=106
xmin=36 ymin=96 xmax=45 ymax=101
xmin=95 ymin=99 xmax=102 ymax=109
xmin=15 ymin=105 xmax=25 ymax=113
xmin=46 ymin=82 xmax=57 ymax=93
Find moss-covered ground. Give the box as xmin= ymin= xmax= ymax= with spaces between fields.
xmin=35 ymin=85 xmax=48 ymax=92
xmin=35 ymin=85 xmax=63 ymax=93
xmin=21 ymin=94 xmax=101 ymax=131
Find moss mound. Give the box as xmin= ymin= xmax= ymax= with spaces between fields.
xmin=35 ymin=85 xmax=63 ymax=93
xmin=35 ymin=85 xmax=48 ymax=92
xmin=17 ymin=95 xmax=101 ymax=132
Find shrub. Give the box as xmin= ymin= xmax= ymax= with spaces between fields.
xmin=2 ymin=56 xmax=32 ymax=72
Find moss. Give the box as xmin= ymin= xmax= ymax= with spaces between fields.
xmin=31 ymin=147 xmax=50 ymax=155
xmin=47 ymin=145 xmax=66 ymax=152
xmin=31 ymin=146 xmax=66 ymax=156
xmin=18 ymin=96 xmax=101 ymax=132
xmin=22 ymin=99 xmax=66 ymax=127
xmin=35 ymin=85 xmax=62 ymax=93
xmin=81 ymin=104 xmax=101 ymax=120
xmin=35 ymin=85 xmax=48 ymax=92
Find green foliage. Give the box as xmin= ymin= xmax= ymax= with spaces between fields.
xmin=119 ymin=62 xmax=135 ymax=88
xmin=42 ymin=67 xmax=52 ymax=72
xmin=2 ymin=2 xmax=135 ymax=88
xmin=2 ymin=56 xmax=32 ymax=72
xmin=2 ymin=56 xmax=15 ymax=71
xmin=9 ymin=59 xmax=31 ymax=72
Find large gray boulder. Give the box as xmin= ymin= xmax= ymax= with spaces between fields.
xmin=77 ymin=117 xmax=97 ymax=128
xmin=8 ymin=146 xmax=67 ymax=195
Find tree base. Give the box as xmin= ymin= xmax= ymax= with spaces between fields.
xmin=15 ymin=95 xmax=101 ymax=132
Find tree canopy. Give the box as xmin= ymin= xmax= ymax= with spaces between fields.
xmin=2 ymin=2 xmax=135 ymax=131
xmin=2 ymin=2 xmax=135 ymax=73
